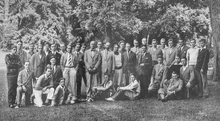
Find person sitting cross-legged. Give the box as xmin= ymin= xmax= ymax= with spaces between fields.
xmin=89 ymin=73 xmax=113 ymax=102
xmin=51 ymin=78 xmax=70 ymax=106
xmin=106 ymin=74 xmax=140 ymax=101
xmin=15 ymin=61 xmax=36 ymax=108
xmin=158 ymin=71 xmax=183 ymax=102
xmin=33 ymin=66 xmax=54 ymax=107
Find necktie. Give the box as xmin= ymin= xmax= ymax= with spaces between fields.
xmin=106 ymin=50 xmax=108 ymax=60
xmin=127 ymin=51 xmax=130 ymax=59
xmin=68 ymin=54 xmax=72 ymax=66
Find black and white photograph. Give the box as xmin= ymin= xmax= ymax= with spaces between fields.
xmin=0 ymin=0 xmax=219 ymax=120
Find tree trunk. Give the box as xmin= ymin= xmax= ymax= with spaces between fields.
xmin=105 ymin=22 xmax=112 ymax=43
xmin=210 ymin=0 xmax=220 ymax=81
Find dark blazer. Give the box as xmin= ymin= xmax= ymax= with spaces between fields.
xmin=177 ymin=45 xmax=189 ymax=58
xmin=196 ymin=48 xmax=210 ymax=72
xmin=30 ymin=53 xmax=46 ymax=78
xmin=47 ymin=52 xmax=61 ymax=65
xmin=51 ymin=65 xmax=63 ymax=88
xmin=74 ymin=51 xmax=86 ymax=75
xmin=180 ymin=66 xmax=195 ymax=84
xmin=136 ymin=52 xmax=152 ymax=76
xmin=122 ymin=51 xmax=136 ymax=74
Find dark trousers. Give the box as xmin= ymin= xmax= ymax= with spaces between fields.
xmin=76 ymin=73 xmax=87 ymax=98
xmin=138 ymin=74 xmax=149 ymax=98
xmin=111 ymin=90 xmax=127 ymax=100
xmin=7 ymin=75 xmax=18 ymax=105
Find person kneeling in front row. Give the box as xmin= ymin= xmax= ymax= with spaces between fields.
xmin=158 ymin=71 xmax=183 ymax=102
xmin=33 ymin=66 xmax=54 ymax=107
xmin=106 ymin=74 xmax=140 ymax=101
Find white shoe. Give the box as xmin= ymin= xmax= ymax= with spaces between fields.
xmin=106 ymin=98 xmax=115 ymax=101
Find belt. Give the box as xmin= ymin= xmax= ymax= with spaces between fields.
xmin=65 ymin=66 xmax=75 ymax=68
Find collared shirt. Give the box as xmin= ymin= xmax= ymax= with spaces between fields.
xmin=114 ymin=52 xmax=122 ymax=67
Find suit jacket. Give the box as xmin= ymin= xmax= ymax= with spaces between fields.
xmin=30 ymin=53 xmax=46 ymax=77
xmin=163 ymin=47 xmax=178 ymax=66
xmin=47 ymin=52 xmax=61 ymax=65
xmin=84 ymin=49 xmax=101 ymax=73
xmin=196 ymin=48 xmax=210 ymax=72
xmin=177 ymin=45 xmax=189 ymax=58
xmin=60 ymin=53 xmax=78 ymax=71
xmin=17 ymin=69 xmax=36 ymax=94
xmin=131 ymin=47 xmax=140 ymax=55
xmin=151 ymin=64 xmax=167 ymax=82
xmin=51 ymin=65 xmax=63 ymax=88
xmin=74 ymin=51 xmax=85 ymax=75
xmin=136 ymin=52 xmax=152 ymax=76
xmin=101 ymin=49 xmax=115 ymax=75
xmin=180 ymin=65 xmax=195 ymax=84
xmin=122 ymin=51 xmax=136 ymax=74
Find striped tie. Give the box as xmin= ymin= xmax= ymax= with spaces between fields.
xmin=68 ymin=54 xmax=72 ymax=66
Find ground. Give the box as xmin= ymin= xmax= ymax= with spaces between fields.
xmin=0 ymin=50 xmax=220 ymax=121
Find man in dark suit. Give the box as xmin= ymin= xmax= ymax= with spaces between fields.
xmin=136 ymin=45 xmax=152 ymax=98
xmin=47 ymin=43 xmax=61 ymax=65
xmin=195 ymin=39 xmax=210 ymax=98
xmin=177 ymin=39 xmax=189 ymax=59
xmin=74 ymin=43 xmax=87 ymax=99
xmin=122 ymin=43 xmax=136 ymax=85
xmin=84 ymin=41 xmax=101 ymax=102
xmin=49 ymin=56 xmax=63 ymax=89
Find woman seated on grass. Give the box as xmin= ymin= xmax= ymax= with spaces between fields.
xmin=106 ymin=74 xmax=140 ymax=101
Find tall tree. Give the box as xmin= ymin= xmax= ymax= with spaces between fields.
xmin=210 ymin=0 xmax=220 ymax=81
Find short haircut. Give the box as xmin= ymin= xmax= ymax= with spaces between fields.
xmin=59 ymin=77 xmax=65 ymax=82
xmin=50 ymin=55 xmax=56 ymax=60
xmin=113 ymin=43 xmax=119 ymax=48
xmin=11 ymin=45 xmax=17 ymax=49
xmin=152 ymin=39 xmax=157 ymax=43
xmin=157 ymin=55 xmax=163 ymax=59
xmin=199 ymin=38 xmax=206 ymax=43
xmin=17 ymin=40 xmax=23 ymax=44
xmin=172 ymin=70 xmax=179 ymax=75
xmin=119 ymin=40 xmax=125 ymax=45
xmin=45 ymin=65 xmax=52 ymax=71
xmin=168 ymin=39 xmax=174 ymax=43
xmin=126 ymin=43 xmax=131 ymax=46
xmin=181 ymin=56 xmax=187 ymax=61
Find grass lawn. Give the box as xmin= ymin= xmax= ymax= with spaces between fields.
xmin=0 ymin=50 xmax=220 ymax=121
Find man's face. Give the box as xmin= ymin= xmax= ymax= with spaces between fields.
xmin=199 ymin=41 xmax=205 ymax=48
xmin=50 ymin=58 xmax=56 ymax=65
xmin=97 ymin=42 xmax=102 ymax=49
xmin=152 ymin=41 xmax=157 ymax=48
xmin=75 ymin=45 xmax=81 ymax=52
xmin=38 ymin=46 xmax=43 ymax=53
xmin=105 ymin=42 xmax=110 ymax=49
xmin=142 ymin=46 xmax=146 ymax=53
xmin=51 ymin=45 xmax=56 ymax=51
xmin=142 ymin=38 xmax=147 ymax=45
xmin=44 ymin=44 xmax=49 ymax=51
xmin=130 ymin=75 xmax=135 ymax=82
xmin=60 ymin=79 xmax=65 ymax=86
xmin=168 ymin=41 xmax=173 ymax=48
xmin=181 ymin=59 xmax=187 ymax=66
xmin=160 ymin=39 xmax=165 ymax=46
xmin=126 ymin=44 xmax=131 ymax=51
xmin=17 ymin=42 xmax=22 ymax=49
xmin=24 ymin=62 xmax=30 ymax=70
xmin=46 ymin=69 xmax=52 ymax=76
xmin=113 ymin=45 xmax=119 ymax=52
xmin=104 ymin=75 xmax=109 ymax=82
xmin=12 ymin=48 xmax=17 ymax=54
xmin=175 ymin=56 xmax=180 ymax=63
xmin=90 ymin=41 xmax=95 ymax=49
xmin=29 ymin=45 xmax=34 ymax=52
xmin=172 ymin=73 xmax=178 ymax=79
xmin=157 ymin=58 xmax=162 ymax=64
xmin=190 ymin=40 xmax=196 ymax=47
xmin=178 ymin=40 xmax=184 ymax=47
xmin=61 ymin=45 xmax=66 ymax=51
xmin=81 ymin=45 xmax=86 ymax=52
xmin=133 ymin=40 xmax=138 ymax=47
xmin=67 ymin=46 xmax=72 ymax=53
xmin=120 ymin=42 xmax=125 ymax=49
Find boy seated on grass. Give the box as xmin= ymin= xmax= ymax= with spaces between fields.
xmin=89 ymin=73 xmax=113 ymax=102
xmin=51 ymin=78 xmax=70 ymax=106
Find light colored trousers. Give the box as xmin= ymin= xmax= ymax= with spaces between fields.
xmin=63 ymin=67 xmax=77 ymax=100
xmin=113 ymin=69 xmax=123 ymax=86
xmin=33 ymin=88 xmax=54 ymax=107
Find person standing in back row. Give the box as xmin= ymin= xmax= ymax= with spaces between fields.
xmin=195 ymin=39 xmax=210 ymax=98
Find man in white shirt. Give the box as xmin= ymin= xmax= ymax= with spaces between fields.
xmin=131 ymin=39 xmax=140 ymax=54
xmin=186 ymin=39 xmax=199 ymax=67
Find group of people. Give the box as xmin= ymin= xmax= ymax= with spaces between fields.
xmin=5 ymin=37 xmax=210 ymax=108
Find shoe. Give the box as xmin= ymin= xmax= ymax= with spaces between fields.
xmin=87 ymin=98 xmax=94 ymax=102
xmin=45 ymin=99 xmax=50 ymax=105
xmin=105 ymin=98 xmax=115 ymax=101
xmin=70 ymin=100 xmax=76 ymax=104
xmin=14 ymin=104 xmax=21 ymax=109
xmin=9 ymin=104 xmax=15 ymax=108
xmin=161 ymin=98 xmax=167 ymax=102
